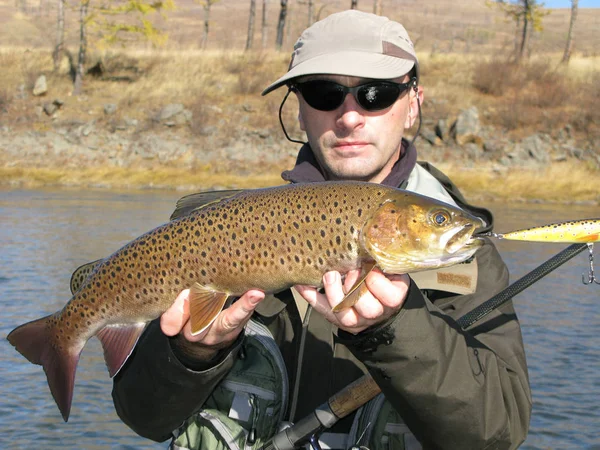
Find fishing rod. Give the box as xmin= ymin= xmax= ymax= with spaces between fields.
xmin=262 ymin=219 xmax=599 ymax=450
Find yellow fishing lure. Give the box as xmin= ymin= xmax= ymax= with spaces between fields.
xmin=490 ymin=218 xmax=600 ymax=243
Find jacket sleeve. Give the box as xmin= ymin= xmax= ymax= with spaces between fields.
xmin=340 ymin=239 xmax=532 ymax=449
xmin=111 ymin=319 xmax=243 ymax=442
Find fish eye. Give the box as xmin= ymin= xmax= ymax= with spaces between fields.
xmin=432 ymin=210 xmax=450 ymax=226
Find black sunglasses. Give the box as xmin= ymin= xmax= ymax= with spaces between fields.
xmin=291 ymin=78 xmax=416 ymax=112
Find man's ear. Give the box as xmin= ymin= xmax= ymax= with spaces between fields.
xmin=298 ymin=107 xmax=306 ymax=132
xmin=405 ymin=85 xmax=424 ymax=129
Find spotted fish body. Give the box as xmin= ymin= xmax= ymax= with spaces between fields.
xmin=7 ymin=181 xmax=484 ymax=422
xmin=495 ymin=218 xmax=600 ymax=243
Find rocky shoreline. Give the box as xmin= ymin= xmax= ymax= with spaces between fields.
xmin=2 ymin=80 xmax=598 ymax=194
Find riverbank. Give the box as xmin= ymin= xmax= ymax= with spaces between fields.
xmin=2 ymin=144 xmax=598 ymax=205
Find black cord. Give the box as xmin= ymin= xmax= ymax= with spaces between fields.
xmin=279 ymin=88 xmax=307 ymax=145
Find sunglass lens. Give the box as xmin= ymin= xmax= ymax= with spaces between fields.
xmin=298 ymin=81 xmax=345 ymax=111
xmin=357 ymin=83 xmax=400 ymax=111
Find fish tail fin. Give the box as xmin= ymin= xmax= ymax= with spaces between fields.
xmin=7 ymin=314 xmax=81 ymax=422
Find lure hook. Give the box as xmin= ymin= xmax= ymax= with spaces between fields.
xmin=582 ymin=243 xmax=600 ymax=285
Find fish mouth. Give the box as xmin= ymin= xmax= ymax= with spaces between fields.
xmin=445 ymin=223 xmax=483 ymax=255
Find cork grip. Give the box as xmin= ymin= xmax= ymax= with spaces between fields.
xmin=328 ymin=374 xmax=382 ymax=419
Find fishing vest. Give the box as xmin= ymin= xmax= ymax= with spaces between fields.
xmin=169 ymin=167 xmax=479 ymax=450
xmin=169 ymin=315 xmax=424 ymax=450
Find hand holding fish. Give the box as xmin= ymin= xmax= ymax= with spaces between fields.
xmin=161 ymin=289 xmax=266 ymax=358
xmin=295 ymin=269 xmax=410 ymax=334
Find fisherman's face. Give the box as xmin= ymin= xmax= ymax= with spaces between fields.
xmin=295 ymin=74 xmax=423 ymax=184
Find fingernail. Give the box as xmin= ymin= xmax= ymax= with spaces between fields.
xmin=324 ymin=271 xmax=337 ymax=285
xmin=248 ymin=294 xmax=261 ymax=306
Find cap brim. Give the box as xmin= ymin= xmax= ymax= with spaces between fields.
xmin=262 ymin=51 xmax=416 ymax=95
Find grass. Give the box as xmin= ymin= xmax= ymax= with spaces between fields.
xmin=443 ymin=161 xmax=600 ymax=204
xmin=0 ymin=165 xmax=285 ymax=190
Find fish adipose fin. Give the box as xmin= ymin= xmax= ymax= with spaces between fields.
xmin=70 ymin=259 xmax=103 ymax=294
xmin=189 ymin=283 xmax=229 ymax=335
xmin=96 ymin=323 xmax=147 ymax=377
xmin=332 ymin=261 xmax=377 ymax=313
xmin=170 ymin=190 xmax=245 ymax=221
xmin=7 ymin=314 xmax=82 ymax=422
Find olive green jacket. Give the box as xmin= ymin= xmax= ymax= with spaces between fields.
xmin=112 ymin=156 xmax=532 ymax=449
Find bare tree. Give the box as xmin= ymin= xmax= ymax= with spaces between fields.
xmin=373 ymin=0 xmax=382 ymax=15
xmin=199 ymin=0 xmax=220 ymax=49
xmin=275 ymin=0 xmax=288 ymax=50
xmin=307 ymin=0 xmax=314 ymax=27
xmin=73 ymin=0 xmax=89 ymax=95
xmin=246 ymin=0 xmax=256 ymax=50
xmin=562 ymin=0 xmax=578 ymax=64
xmin=517 ymin=0 xmax=531 ymax=61
xmin=53 ymin=0 xmax=65 ymax=73
xmin=488 ymin=0 xmax=548 ymax=62
xmin=350 ymin=0 xmax=357 ymax=9
xmin=261 ymin=0 xmax=268 ymax=49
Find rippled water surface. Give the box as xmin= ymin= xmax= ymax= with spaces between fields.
xmin=1 ymin=188 xmax=599 ymax=449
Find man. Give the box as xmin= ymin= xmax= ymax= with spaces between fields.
xmin=112 ymin=10 xmax=532 ymax=449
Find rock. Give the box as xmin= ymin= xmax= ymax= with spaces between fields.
xmin=520 ymin=134 xmax=550 ymax=164
xmin=82 ymin=122 xmax=95 ymax=137
xmin=16 ymin=84 xmax=27 ymax=100
xmin=43 ymin=102 xmax=58 ymax=116
xmin=464 ymin=143 xmax=483 ymax=161
xmin=33 ymin=75 xmax=47 ymax=96
xmin=198 ymin=126 xmax=217 ymax=136
xmin=155 ymin=104 xmax=192 ymax=126
xmin=452 ymin=107 xmax=481 ymax=145
xmin=420 ymin=128 xmax=442 ymax=146
xmin=156 ymin=103 xmax=184 ymax=121
xmin=435 ymin=119 xmax=448 ymax=141
xmin=104 ymin=104 xmax=117 ymax=115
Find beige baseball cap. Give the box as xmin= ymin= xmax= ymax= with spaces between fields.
xmin=262 ymin=10 xmax=419 ymax=95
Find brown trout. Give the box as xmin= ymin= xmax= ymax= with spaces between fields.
xmin=489 ymin=218 xmax=600 ymax=243
xmin=7 ymin=181 xmax=484 ymax=422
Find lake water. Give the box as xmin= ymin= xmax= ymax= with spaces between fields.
xmin=1 ymin=188 xmax=599 ymax=449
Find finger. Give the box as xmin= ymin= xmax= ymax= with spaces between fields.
xmin=183 ymin=289 xmax=266 ymax=344
xmin=351 ymin=293 xmax=385 ymax=320
xmin=323 ymin=271 xmax=347 ymax=309
xmin=218 ymin=289 xmax=265 ymax=332
xmin=365 ymin=271 xmax=410 ymax=309
xmin=342 ymin=268 xmax=361 ymax=294
xmin=160 ymin=289 xmax=190 ymax=336
xmin=294 ymin=284 xmax=339 ymax=324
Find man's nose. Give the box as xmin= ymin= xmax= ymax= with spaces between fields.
xmin=335 ymin=94 xmax=366 ymax=130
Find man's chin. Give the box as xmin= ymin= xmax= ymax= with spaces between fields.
xmin=326 ymin=165 xmax=379 ymax=182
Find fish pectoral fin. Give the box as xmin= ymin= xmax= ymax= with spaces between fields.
xmin=97 ymin=322 xmax=147 ymax=378
xmin=332 ymin=261 xmax=377 ymax=313
xmin=170 ymin=190 xmax=245 ymax=220
xmin=189 ymin=283 xmax=229 ymax=335
xmin=70 ymin=259 xmax=103 ymax=294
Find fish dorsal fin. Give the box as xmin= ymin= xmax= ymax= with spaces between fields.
xmin=188 ymin=283 xmax=229 ymax=335
xmin=70 ymin=259 xmax=103 ymax=295
xmin=96 ymin=323 xmax=147 ymax=377
xmin=332 ymin=261 xmax=377 ymax=313
xmin=170 ymin=190 xmax=244 ymax=221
